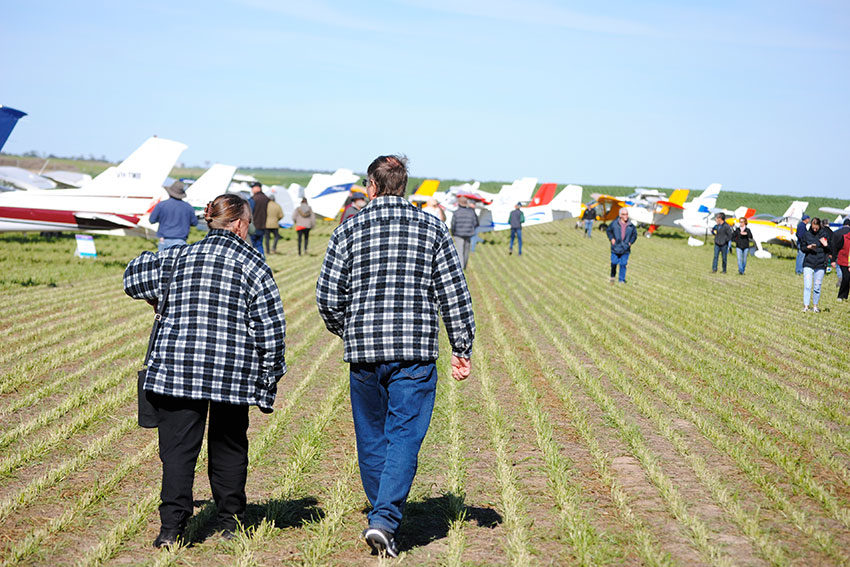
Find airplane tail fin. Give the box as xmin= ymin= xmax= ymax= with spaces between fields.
xmin=781 ymin=200 xmax=808 ymax=222
xmin=733 ymin=206 xmax=756 ymax=219
xmin=308 ymin=182 xmax=354 ymax=219
xmin=413 ymin=179 xmax=440 ymax=197
xmin=186 ymin=164 xmax=237 ymax=210
xmin=85 ymin=136 xmax=187 ymax=196
xmin=668 ymin=188 xmax=689 ymax=207
xmin=693 ymin=183 xmax=721 ymax=213
xmin=529 ymin=183 xmax=556 ymax=206
xmin=0 ymin=106 xmax=27 ymax=152
xmin=550 ymin=184 xmax=583 ymax=217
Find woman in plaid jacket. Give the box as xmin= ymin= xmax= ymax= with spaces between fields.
xmin=124 ymin=193 xmax=286 ymax=548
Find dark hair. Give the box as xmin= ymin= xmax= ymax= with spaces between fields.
xmin=204 ymin=194 xmax=249 ymax=229
xmin=810 ymin=217 xmax=821 ymax=230
xmin=366 ymin=155 xmax=408 ymax=197
xmin=844 ymin=219 xmax=850 ymax=226
xmin=717 ymin=212 xmax=726 ymax=221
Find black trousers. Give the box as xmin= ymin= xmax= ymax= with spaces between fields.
xmin=152 ymin=395 xmax=249 ymax=531
xmin=297 ymin=229 xmax=310 ymax=255
xmin=839 ymin=265 xmax=849 ymax=300
xmin=264 ymin=228 xmax=281 ymax=252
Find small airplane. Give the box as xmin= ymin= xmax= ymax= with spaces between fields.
xmin=0 ymin=136 xmax=186 ymax=235
xmin=478 ymin=184 xmax=583 ymax=232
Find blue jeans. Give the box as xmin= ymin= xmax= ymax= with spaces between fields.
xmin=610 ymin=252 xmax=629 ymax=282
xmin=509 ymin=228 xmax=522 ymax=254
xmin=803 ymin=267 xmax=825 ymax=307
xmin=795 ymin=250 xmax=805 ymax=274
xmin=250 ymin=229 xmax=265 ymax=257
xmin=712 ymin=244 xmax=728 ymax=272
xmin=584 ymin=220 xmax=593 ymax=237
xmin=736 ymin=247 xmax=749 ymax=274
xmin=158 ymin=238 xmax=186 ymax=252
xmin=350 ymin=361 xmax=437 ymax=535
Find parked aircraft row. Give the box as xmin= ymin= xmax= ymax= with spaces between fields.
xmin=0 ymin=105 xmax=836 ymax=254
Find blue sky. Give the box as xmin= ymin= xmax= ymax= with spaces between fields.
xmin=2 ymin=1 xmax=848 ymax=197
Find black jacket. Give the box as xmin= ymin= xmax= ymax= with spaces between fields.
xmin=800 ymin=228 xmax=830 ymax=270
xmin=830 ymin=226 xmax=850 ymax=259
xmin=731 ymin=226 xmax=754 ymax=249
xmin=582 ymin=206 xmax=596 ymax=221
xmin=712 ymin=222 xmax=733 ymax=246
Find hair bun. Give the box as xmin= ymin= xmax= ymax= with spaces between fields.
xmin=203 ymin=202 xmax=214 ymax=223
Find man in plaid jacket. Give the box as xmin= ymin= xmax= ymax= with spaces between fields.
xmin=316 ymin=155 xmax=475 ymax=558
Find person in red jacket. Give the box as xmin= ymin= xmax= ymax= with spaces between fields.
xmin=832 ymin=219 xmax=850 ymax=301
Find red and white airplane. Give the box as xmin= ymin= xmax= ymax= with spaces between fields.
xmin=0 ymin=136 xmax=186 ymax=236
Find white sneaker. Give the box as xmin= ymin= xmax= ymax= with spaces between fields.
xmin=802 ymin=306 xmax=810 ymax=312
xmin=813 ymin=306 xmax=820 ymax=313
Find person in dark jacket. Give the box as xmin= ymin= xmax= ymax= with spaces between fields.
xmin=800 ymin=217 xmax=830 ymax=312
xmin=450 ymin=196 xmax=478 ymax=269
xmin=508 ymin=202 xmax=524 ymax=255
xmin=830 ymin=218 xmax=850 ymax=298
xmin=795 ymin=214 xmax=810 ymax=274
xmin=124 ymin=193 xmax=286 ymax=547
xmin=581 ymin=203 xmax=596 ymax=238
xmin=711 ymin=213 xmax=733 ymax=273
xmin=340 ymin=194 xmax=367 ymax=224
xmin=606 ymin=208 xmax=637 ymax=283
xmin=149 ymin=182 xmax=198 ymax=251
xmin=249 ymin=182 xmax=269 ymax=257
xmin=731 ymin=217 xmax=755 ymax=275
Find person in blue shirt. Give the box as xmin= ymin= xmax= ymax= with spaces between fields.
xmin=149 ymin=182 xmax=198 ymax=251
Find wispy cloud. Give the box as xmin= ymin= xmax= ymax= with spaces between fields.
xmin=230 ymin=0 xmax=385 ymax=32
xmin=397 ymin=0 xmax=655 ymax=37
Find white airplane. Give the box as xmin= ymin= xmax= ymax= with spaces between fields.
xmin=0 ymin=136 xmax=186 ymax=235
xmin=478 ymin=184 xmax=583 ymax=232
xmin=669 ymin=183 xmax=724 ymax=237
xmin=302 ymin=168 xmax=360 ymax=219
xmin=733 ymin=201 xmax=808 ymax=259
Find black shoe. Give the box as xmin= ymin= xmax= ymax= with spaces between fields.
xmin=363 ymin=527 xmax=399 ymax=558
xmin=153 ymin=528 xmax=183 ymax=548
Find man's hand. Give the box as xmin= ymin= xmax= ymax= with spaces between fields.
xmin=610 ymin=238 xmax=616 ymax=245
xmin=451 ymin=355 xmax=471 ymax=381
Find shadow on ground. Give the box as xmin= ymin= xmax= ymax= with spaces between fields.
xmin=185 ymin=496 xmax=323 ymax=544
xmin=394 ymin=495 xmax=503 ymax=552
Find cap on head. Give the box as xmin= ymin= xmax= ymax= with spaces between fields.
xmin=802 ymin=214 xmax=810 ymax=220
xmin=249 ymin=181 xmax=262 ymax=190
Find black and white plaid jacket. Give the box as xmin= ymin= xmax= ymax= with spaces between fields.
xmin=124 ymin=229 xmax=286 ymax=410
xmin=316 ymin=195 xmax=475 ymax=363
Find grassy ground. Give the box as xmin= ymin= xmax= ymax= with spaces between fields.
xmin=0 ymin=220 xmax=848 ymax=566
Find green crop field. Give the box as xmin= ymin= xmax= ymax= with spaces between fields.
xmin=1 ymin=217 xmax=849 ymax=566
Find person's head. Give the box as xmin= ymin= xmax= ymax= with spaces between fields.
xmin=204 ymin=194 xmax=251 ymax=240
xmin=619 ymin=209 xmax=629 ymax=222
xmin=250 ymin=181 xmax=262 ymax=194
xmin=810 ymin=217 xmax=821 ymax=232
xmin=715 ymin=212 xmax=726 ymax=224
xmin=739 ymin=217 xmax=748 ymax=227
xmin=353 ymin=195 xmax=367 ymax=209
xmin=457 ymin=196 xmax=469 ymax=207
xmin=802 ymin=214 xmax=810 ymax=224
xmin=515 ymin=202 xmax=522 ymax=209
xmin=165 ymin=181 xmax=187 ymax=200
xmin=365 ymin=155 xmax=408 ymax=198
xmin=844 ymin=218 xmax=850 ymax=227
xmin=300 ymin=198 xmax=308 ymax=207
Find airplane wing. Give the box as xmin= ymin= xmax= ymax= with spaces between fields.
xmin=74 ymin=212 xmax=140 ymax=228
xmin=819 ymin=206 xmax=850 ymax=216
